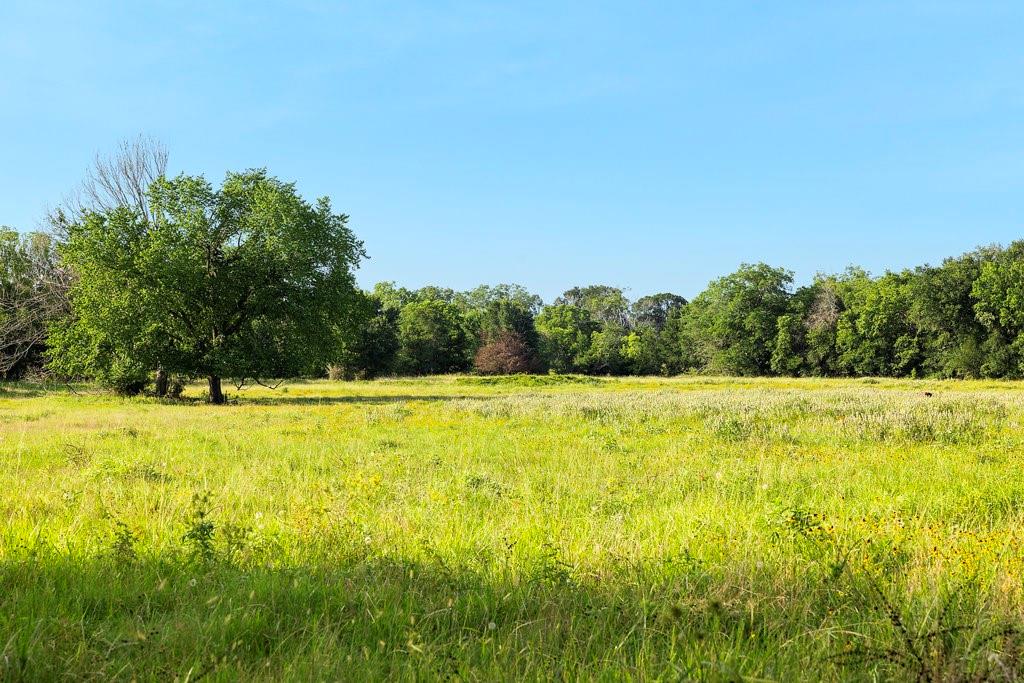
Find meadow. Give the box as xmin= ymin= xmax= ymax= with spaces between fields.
xmin=2 ymin=375 xmax=1024 ymax=681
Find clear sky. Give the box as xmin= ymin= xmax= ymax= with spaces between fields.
xmin=2 ymin=1 xmax=1022 ymax=301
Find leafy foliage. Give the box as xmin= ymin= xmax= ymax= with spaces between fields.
xmin=11 ymin=148 xmax=1024 ymax=387
xmin=535 ymin=304 xmax=599 ymax=373
xmin=48 ymin=170 xmax=365 ymax=400
xmin=396 ymin=299 xmax=470 ymax=375
xmin=330 ymin=243 xmax=1024 ymax=382
xmin=682 ymin=263 xmax=794 ymax=375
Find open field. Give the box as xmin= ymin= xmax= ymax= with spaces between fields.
xmin=3 ymin=376 xmax=1024 ymax=681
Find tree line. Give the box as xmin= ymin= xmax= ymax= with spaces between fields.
xmin=329 ymin=250 xmax=1024 ymax=382
xmin=2 ymin=140 xmax=1024 ymax=401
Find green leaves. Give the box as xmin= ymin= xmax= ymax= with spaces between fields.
xmin=396 ymin=299 xmax=469 ymax=375
xmin=682 ymin=263 xmax=794 ymax=376
xmin=48 ymin=169 xmax=365 ymax=398
xmin=972 ymin=242 xmax=1024 ymax=377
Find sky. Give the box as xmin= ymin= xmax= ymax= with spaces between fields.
xmin=1 ymin=1 xmax=1022 ymax=302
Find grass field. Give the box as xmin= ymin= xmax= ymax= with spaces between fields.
xmin=3 ymin=375 xmax=1024 ymax=681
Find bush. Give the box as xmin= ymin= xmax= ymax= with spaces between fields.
xmin=100 ymin=361 xmax=150 ymax=396
xmin=109 ymin=375 xmax=149 ymax=396
xmin=326 ymin=364 xmax=349 ymax=381
xmin=474 ymin=331 xmax=538 ymax=375
xmin=167 ymin=378 xmax=185 ymax=399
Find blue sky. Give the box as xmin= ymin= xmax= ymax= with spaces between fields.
xmin=2 ymin=1 xmax=1022 ymax=301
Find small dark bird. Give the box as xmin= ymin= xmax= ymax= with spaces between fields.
xmin=923 ymin=391 xmax=933 ymax=397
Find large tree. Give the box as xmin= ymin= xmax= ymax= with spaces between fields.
xmin=395 ymin=299 xmax=469 ymax=375
xmin=684 ymin=263 xmax=793 ymax=375
xmin=46 ymin=135 xmax=175 ymax=393
xmin=535 ymin=304 xmax=599 ymax=373
xmin=555 ymin=285 xmax=631 ymax=327
xmin=910 ymin=247 xmax=999 ymax=378
xmin=972 ymin=241 xmax=1024 ymax=377
xmin=631 ymin=293 xmax=687 ymax=331
xmin=833 ymin=269 xmax=923 ymax=377
xmin=49 ymin=169 xmax=365 ymax=403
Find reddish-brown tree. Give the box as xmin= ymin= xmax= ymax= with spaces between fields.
xmin=473 ymin=330 xmax=538 ymax=375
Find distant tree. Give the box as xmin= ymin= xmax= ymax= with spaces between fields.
xmin=770 ymin=314 xmax=806 ymax=376
xmin=659 ymin=306 xmax=700 ymax=374
xmin=0 ymin=229 xmax=70 ymax=378
xmin=396 ymin=299 xmax=469 ymax=375
xmin=579 ymin=324 xmax=628 ymax=374
xmin=459 ymin=284 xmax=542 ymax=358
xmin=535 ymin=304 xmax=599 ymax=373
xmin=620 ymin=325 xmax=665 ymax=375
xmin=416 ymin=285 xmax=460 ymax=305
xmin=685 ymin=263 xmax=793 ymax=375
xmin=766 ymin=281 xmax=832 ymax=377
xmin=972 ymin=241 xmax=1024 ymax=377
xmin=458 ymin=284 xmax=542 ymax=316
xmin=478 ymin=298 xmax=539 ymax=348
xmin=49 ymin=169 xmax=365 ymax=402
xmin=330 ymin=291 xmax=399 ymax=379
xmin=631 ymin=293 xmax=687 ymax=331
xmin=835 ymin=270 xmax=923 ymax=377
xmin=372 ymin=281 xmax=419 ymax=312
xmin=473 ymin=330 xmax=538 ymax=374
xmin=556 ymin=285 xmax=630 ymax=327
xmin=910 ymin=246 xmax=1001 ymax=378
xmin=800 ymin=278 xmax=843 ymax=375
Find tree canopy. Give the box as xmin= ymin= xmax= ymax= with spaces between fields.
xmin=48 ymin=170 xmax=364 ymax=402
xmin=7 ymin=148 xmax=1024 ymax=391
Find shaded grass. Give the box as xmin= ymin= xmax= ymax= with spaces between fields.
xmin=0 ymin=550 xmax=801 ymax=681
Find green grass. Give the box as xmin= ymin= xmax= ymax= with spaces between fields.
xmin=2 ymin=376 xmax=1024 ymax=681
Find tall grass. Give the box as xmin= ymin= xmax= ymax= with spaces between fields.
xmin=1 ymin=376 xmax=1023 ymax=680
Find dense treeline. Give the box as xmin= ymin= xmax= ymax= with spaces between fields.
xmin=5 ymin=225 xmax=1024 ymax=392
xmin=6 ymin=220 xmax=1024 ymax=389
xmin=5 ymin=216 xmax=1024 ymax=394
xmin=3 ymin=140 xmax=1024 ymax=400
xmin=325 ymin=247 xmax=1024 ymax=381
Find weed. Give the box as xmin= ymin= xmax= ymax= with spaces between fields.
xmin=109 ymin=521 xmax=137 ymax=567
xmin=835 ymin=576 xmax=1023 ymax=682
xmin=182 ymin=491 xmax=216 ymax=562
xmin=465 ymin=473 xmax=507 ymax=498
xmin=221 ymin=522 xmax=252 ymax=565
xmin=531 ymin=543 xmax=576 ymax=587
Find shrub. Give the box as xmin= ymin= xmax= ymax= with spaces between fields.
xmin=167 ymin=378 xmax=185 ymax=399
xmin=106 ymin=366 xmax=150 ymax=396
xmin=473 ymin=331 xmax=538 ymax=375
xmin=326 ymin=364 xmax=348 ymax=381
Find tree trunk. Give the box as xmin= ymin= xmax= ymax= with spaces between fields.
xmin=154 ymin=367 xmax=169 ymax=397
xmin=208 ymin=375 xmax=225 ymax=404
